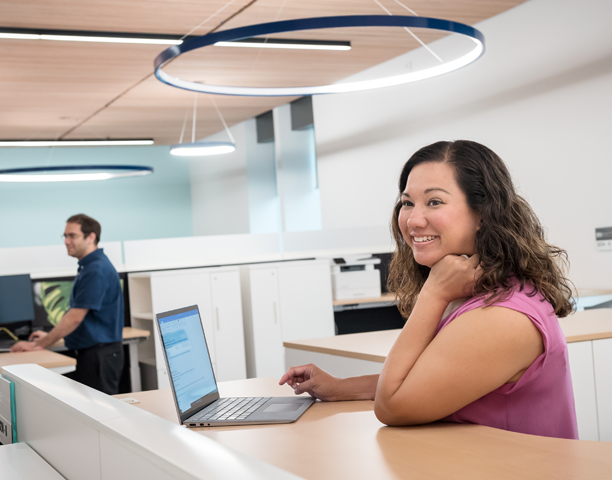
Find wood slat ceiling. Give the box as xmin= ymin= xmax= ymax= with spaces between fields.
xmin=0 ymin=0 xmax=528 ymax=145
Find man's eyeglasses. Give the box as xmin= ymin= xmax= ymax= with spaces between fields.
xmin=62 ymin=233 xmax=83 ymax=240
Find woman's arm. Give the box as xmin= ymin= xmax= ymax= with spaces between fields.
xmin=374 ymin=255 xmax=543 ymax=426
xmin=280 ymin=364 xmax=378 ymax=401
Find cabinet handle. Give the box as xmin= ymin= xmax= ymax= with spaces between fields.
xmin=273 ymin=301 xmax=277 ymax=324
xmin=216 ymin=307 xmax=220 ymax=330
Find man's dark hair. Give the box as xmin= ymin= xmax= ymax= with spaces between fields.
xmin=67 ymin=214 xmax=101 ymax=245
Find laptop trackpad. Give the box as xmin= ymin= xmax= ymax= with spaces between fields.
xmin=263 ymin=403 xmax=301 ymax=413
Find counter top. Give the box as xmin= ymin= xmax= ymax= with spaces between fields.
xmin=116 ymin=377 xmax=612 ymax=480
xmin=285 ymin=309 xmax=612 ymax=362
xmin=46 ymin=326 xmax=150 ymax=349
xmin=558 ymin=308 xmax=612 ymax=342
xmin=574 ymin=288 xmax=612 ymax=297
xmin=0 ymin=349 xmax=76 ymax=370
xmin=332 ymin=292 xmax=396 ymax=306
xmin=331 ymin=289 xmax=612 ymax=307
xmin=285 ymin=329 xmax=395 ymax=363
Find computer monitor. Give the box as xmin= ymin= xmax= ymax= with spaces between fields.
xmin=0 ymin=274 xmax=35 ymax=339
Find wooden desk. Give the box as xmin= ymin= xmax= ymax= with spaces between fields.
xmin=285 ymin=308 xmax=612 ymax=364
xmin=0 ymin=350 xmax=75 ymax=374
xmin=116 ymin=378 xmax=612 ymax=480
xmin=0 ymin=327 xmax=150 ymax=391
xmin=46 ymin=326 xmax=150 ymax=349
xmin=575 ymin=288 xmax=612 ymax=298
xmin=285 ymin=309 xmax=612 ymax=442
xmin=332 ymin=289 xmax=612 ymax=307
xmin=48 ymin=326 xmax=149 ymax=392
xmin=559 ymin=309 xmax=612 ymax=342
xmin=333 ymin=292 xmax=396 ymax=307
xmin=120 ymin=326 xmax=151 ymax=392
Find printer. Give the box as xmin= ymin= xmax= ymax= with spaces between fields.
xmin=328 ymin=255 xmax=382 ymax=301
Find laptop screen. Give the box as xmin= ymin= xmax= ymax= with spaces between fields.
xmin=158 ymin=307 xmax=218 ymax=414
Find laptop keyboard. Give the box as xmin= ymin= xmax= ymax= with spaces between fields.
xmin=192 ymin=397 xmax=271 ymax=422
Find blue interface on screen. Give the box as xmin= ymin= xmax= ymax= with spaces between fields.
xmin=159 ymin=309 xmax=217 ymax=413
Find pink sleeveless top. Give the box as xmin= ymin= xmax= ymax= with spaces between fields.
xmin=435 ymin=282 xmax=578 ymax=439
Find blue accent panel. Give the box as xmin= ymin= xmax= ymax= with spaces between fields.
xmin=0 ymin=146 xmax=193 ymax=248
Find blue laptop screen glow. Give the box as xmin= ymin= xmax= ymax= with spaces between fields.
xmin=159 ymin=308 xmax=217 ymax=414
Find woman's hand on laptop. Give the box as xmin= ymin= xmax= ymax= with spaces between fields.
xmin=280 ymin=364 xmax=342 ymax=401
xmin=280 ymin=364 xmax=379 ymax=402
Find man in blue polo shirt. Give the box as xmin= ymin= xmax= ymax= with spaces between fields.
xmin=11 ymin=214 xmax=124 ymax=394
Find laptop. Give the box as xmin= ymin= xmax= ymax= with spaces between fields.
xmin=155 ymin=305 xmax=315 ymax=427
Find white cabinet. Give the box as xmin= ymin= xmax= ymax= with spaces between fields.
xmin=128 ymin=266 xmax=247 ymax=391
xmin=241 ymin=260 xmax=335 ymax=379
xmin=247 ymin=268 xmax=285 ymax=380
xmin=210 ymin=271 xmax=249 ymax=381
xmin=593 ymin=338 xmax=612 ymax=441
xmin=567 ymin=341 xmax=599 ymax=441
xmin=568 ymin=337 xmax=612 ymax=441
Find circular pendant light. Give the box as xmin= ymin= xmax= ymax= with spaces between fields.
xmin=154 ymin=15 xmax=485 ymax=97
xmin=170 ymin=141 xmax=236 ymax=157
xmin=0 ymin=165 xmax=153 ymax=182
xmin=170 ymin=95 xmax=236 ymax=157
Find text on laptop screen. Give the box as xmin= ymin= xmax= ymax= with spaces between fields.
xmin=159 ymin=308 xmax=217 ymax=413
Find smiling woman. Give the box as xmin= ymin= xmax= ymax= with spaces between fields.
xmin=388 ymin=141 xmax=574 ymax=318
xmin=280 ymin=140 xmax=578 ymax=440
xmin=397 ymin=161 xmax=481 ymax=269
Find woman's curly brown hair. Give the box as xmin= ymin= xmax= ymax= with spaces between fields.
xmin=388 ymin=140 xmax=574 ymax=318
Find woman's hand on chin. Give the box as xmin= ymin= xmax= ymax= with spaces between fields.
xmin=422 ymin=254 xmax=482 ymax=304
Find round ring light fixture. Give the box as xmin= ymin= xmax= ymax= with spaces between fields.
xmin=0 ymin=165 xmax=153 ymax=182
xmin=154 ymin=15 xmax=485 ymax=97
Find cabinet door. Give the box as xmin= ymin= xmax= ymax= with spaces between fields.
xmin=210 ymin=271 xmax=247 ymax=381
xmin=278 ymin=263 xmax=335 ymax=342
xmin=567 ymin=341 xmax=599 ymax=441
xmin=593 ymin=338 xmax=612 ymax=441
xmin=249 ymin=268 xmax=284 ymax=378
xmin=150 ymin=273 xmax=216 ymax=382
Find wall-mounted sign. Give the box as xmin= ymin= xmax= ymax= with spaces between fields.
xmin=596 ymin=227 xmax=612 ymax=251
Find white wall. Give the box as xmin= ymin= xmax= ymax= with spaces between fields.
xmin=245 ymin=117 xmax=280 ymax=234
xmin=190 ymin=124 xmax=250 ymax=236
xmin=274 ymin=103 xmax=323 ymax=232
xmin=312 ymin=0 xmax=612 ymax=289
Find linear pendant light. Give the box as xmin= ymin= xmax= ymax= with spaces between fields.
xmin=0 ymin=27 xmax=348 ymax=51
xmin=0 ymin=27 xmax=347 ymax=50
xmin=0 ymin=139 xmax=154 ymax=147
xmin=0 ymin=27 xmax=183 ymax=45
xmin=214 ymin=38 xmax=351 ymax=51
